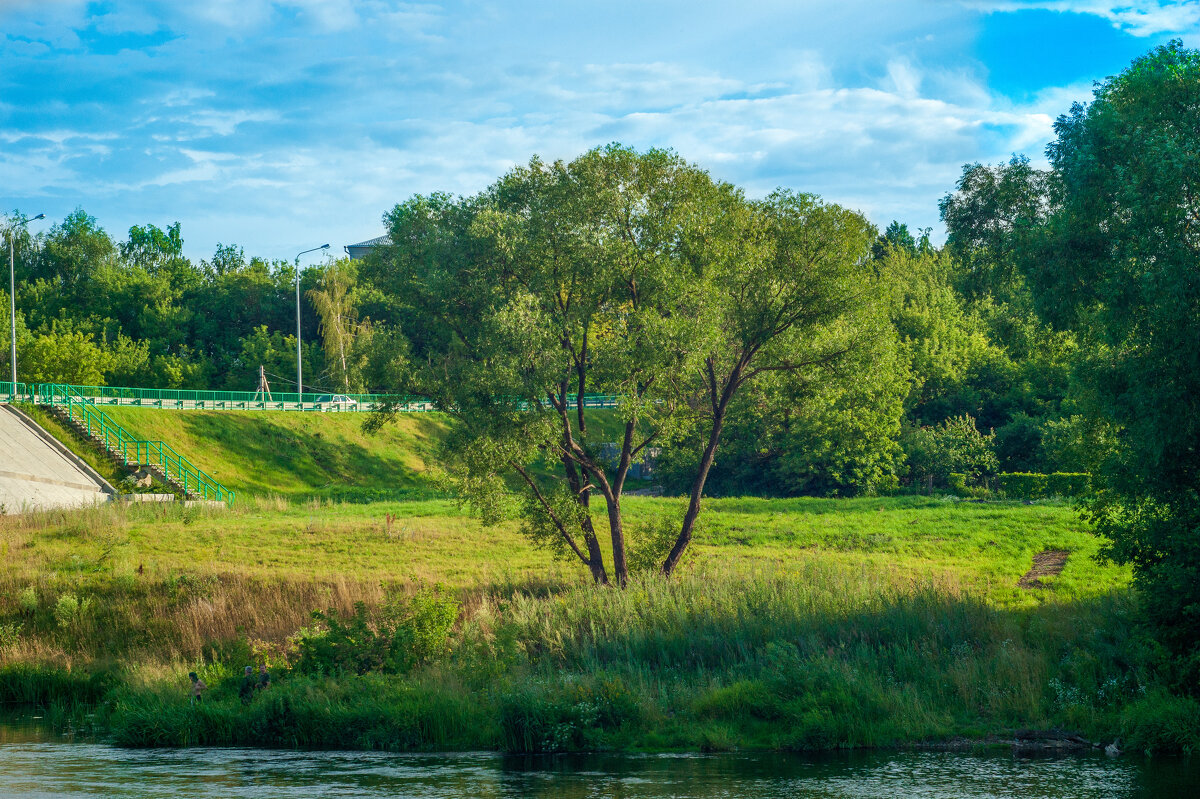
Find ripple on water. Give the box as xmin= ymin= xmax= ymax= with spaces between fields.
xmin=0 ymin=741 xmax=1196 ymax=798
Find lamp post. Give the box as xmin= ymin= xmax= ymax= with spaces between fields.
xmin=8 ymin=213 xmax=45 ymax=387
xmin=294 ymin=244 xmax=329 ymax=403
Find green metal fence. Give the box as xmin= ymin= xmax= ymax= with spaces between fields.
xmin=6 ymin=379 xmax=622 ymax=413
xmin=37 ymin=384 xmax=236 ymax=506
xmin=0 ymin=381 xmax=30 ymax=403
xmin=18 ymin=382 xmax=620 ymax=413
xmin=52 ymin=384 xmax=418 ymax=412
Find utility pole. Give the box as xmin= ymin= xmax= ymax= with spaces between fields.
xmin=253 ymin=365 xmax=272 ymax=403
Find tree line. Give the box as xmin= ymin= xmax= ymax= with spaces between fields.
xmin=0 ymin=217 xmax=393 ymax=395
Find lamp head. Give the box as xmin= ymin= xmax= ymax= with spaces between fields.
xmin=32 ymin=214 xmax=44 ymax=221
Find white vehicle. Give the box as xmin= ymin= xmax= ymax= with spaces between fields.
xmin=314 ymin=394 xmax=359 ymax=410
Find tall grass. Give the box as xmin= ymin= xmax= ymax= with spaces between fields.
xmin=53 ymin=569 xmax=1184 ymax=754
xmin=2 ymin=496 xmax=1184 ymax=754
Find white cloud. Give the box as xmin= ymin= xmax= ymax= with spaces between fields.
xmin=970 ymin=1 xmax=1200 ymax=36
xmin=176 ymin=109 xmax=280 ymax=137
xmin=1 ymin=0 xmax=1181 ymax=259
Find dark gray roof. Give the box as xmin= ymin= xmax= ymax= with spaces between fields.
xmin=346 ymin=235 xmax=391 ymax=249
xmin=344 ymin=235 xmax=392 ymax=260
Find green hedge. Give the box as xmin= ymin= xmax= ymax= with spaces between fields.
xmin=943 ymin=472 xmax=1091 ymax=499
xmin=998 ymin=472 xmax=1091 ymax=499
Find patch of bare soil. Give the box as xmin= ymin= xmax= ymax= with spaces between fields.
xmin=1019 ymin=549 xmax=1070 ymax=589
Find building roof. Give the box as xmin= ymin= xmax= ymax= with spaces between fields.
xmin=344 ymin=234 xmax=392 ymax=260
xmin=347 ymin=235 xmax=392 ymax=249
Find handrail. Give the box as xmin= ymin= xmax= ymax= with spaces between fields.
xmin=36 ymin=383 xmax=235 ymax=506
xmin=0 ymin=381 xmax=30 ymax=403
xmin=21 ymin=381 xmax=621 ymax=413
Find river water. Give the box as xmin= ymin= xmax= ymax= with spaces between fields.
xmin=1 ymin=720 xmax=1196 ymax=798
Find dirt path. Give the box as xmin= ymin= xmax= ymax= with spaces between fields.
xmin=1019 ymin=549 xmax=1070 ymax=589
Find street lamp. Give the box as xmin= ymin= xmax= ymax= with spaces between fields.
xmin=294 ymin=244 xmax=329 ymax=402
xmin=8 ymin=213 xmax=45 ymax=387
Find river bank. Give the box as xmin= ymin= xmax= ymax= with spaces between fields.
xmin=4 ymin=570 xmax=1198 ymax=756
xmin=2 ymin=497 xmax=1197 ymax=755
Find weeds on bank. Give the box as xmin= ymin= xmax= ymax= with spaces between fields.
xmin=16 ymin=569 xmax=1187 ymax=756
xmin=2 ymin=497 xmax=1186 ymax=754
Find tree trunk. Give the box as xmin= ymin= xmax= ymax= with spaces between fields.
xmin=586 ymin=534 xmax=609 ymax=584
xmin=606 ymin=496 xmax=628 ymax=587
xmin=661 ymin=361 xmax=743 ymax=577
xmin=562 ymin=453 xmax=608 ymax=585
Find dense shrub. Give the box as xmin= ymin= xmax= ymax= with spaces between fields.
xmin=498 ymin=674 xmax=641 ymax=752
xmin=1120 ymin=691 xmax=1200 ymax=755
xmin=293 ymin=586 xmax=459 ymax=676
xmin=0 ymin=664 xmax=119 ymax=706
xmin=903 ymin=414 xmax=997 ymax=489
xmin=999 ymin=472 xmax=1090 ymax=499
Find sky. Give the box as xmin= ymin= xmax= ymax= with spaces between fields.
xmin=1 ymin=0 xmax=1197 ymax=265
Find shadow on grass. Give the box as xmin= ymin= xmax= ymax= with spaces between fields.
xmin=173 ymin=412 xmax=446 ymax=500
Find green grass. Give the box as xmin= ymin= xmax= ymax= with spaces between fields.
xmin=90 ymin=406 xmax=451 ymax=501
xmin=0 ymin=496 xmax=1121 ymax=606
xmin=63 ymin=406 xmax=636 ymax=501
xmin=2 ymin=494 xmax=1192 ymax=754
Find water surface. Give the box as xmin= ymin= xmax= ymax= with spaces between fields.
xmin=1 ymin=720 xmax=1195 ymax=798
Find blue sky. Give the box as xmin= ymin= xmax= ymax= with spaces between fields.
xmin=2 ymin=1 xmax=1196 ymax=264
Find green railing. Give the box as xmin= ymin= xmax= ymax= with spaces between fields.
xmin=56 ymin=384 xmax=417 ymax=413
xmin=26 ymin=382 xmax=621 ymax=412
xmin=37 ymin=384 xmax=236 ymax=506
xmin=0 ymin=381 xmax=30 ymax=403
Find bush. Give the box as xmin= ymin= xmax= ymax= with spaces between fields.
xmin=903 ymin=415 xmax=997 ymax=489
xmin=498 ymin=674 xmax=641 ymax=752
xmin=293 ymin=585 xmax=460 ymax=676
xmin=1121 ymin=691 xmax=1200 ymax=755
xmin=998 ymin=472 xmax=1090 ymax=499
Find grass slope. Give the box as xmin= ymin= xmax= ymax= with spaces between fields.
xmin=66 ymin=406 xmax=636 ymax=501
xmin=86 ymin=407 xmax=452 ymax=501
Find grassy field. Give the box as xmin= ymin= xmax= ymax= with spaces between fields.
xmin=5 ymin=494 xmax=1191 ymax=755
xmin=94 ymin=406 xmax=450 ymax=500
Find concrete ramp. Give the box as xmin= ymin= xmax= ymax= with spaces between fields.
xmin=0 ymin=404 xmax=115 ymax=513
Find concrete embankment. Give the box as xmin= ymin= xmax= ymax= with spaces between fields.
xmin=0 ymin=403 xmax=115 ymax=513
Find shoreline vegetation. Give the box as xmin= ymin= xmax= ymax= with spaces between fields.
xmin=2 ymin=497 xmax=1196 ymax=756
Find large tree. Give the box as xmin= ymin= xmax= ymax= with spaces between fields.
xmin=1024 ymin=42 xmax=1200 ymax=658
xmin=373 ymin=145 xmax=886 ymax=584
xmin=659 ymin=189 xmax=882 ymax=573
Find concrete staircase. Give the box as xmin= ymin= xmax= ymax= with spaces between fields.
xmin=43 ymin=405 xmax=187 ymax=498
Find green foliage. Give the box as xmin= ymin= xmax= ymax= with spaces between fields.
xmin=902 ymin=414 xmax=997 ymax=488
xmin=1008 ymin=41 xmax=1200 ymax=658
xmin=625 ymin=514 xmax=688 ymax=574
xmin=998 ymin=473 xmax=1091 ymax=500
xmin=373 ymin=145 xmax=890 ymax=582
xmin=294 ymin=586 xmax=459 ymax=676
xmin=657 ymin=333 xmax=907 ymax=498
xmin=938 ymin=154 xmax=1050 ymax=303
xmin=1 ymin=209 xmax=344 ymax=393
xmin=1120 ymin=691 xmax=1200 ymax=755
xmin=53 ymin=592 xmax=94 ymax=631
xmin=498 ymin=675 xmax=641 ymax=752
xmin=18 ymin=585 xmax=39 ymax=613
xmin=0 ymin=663 xmax=119 ymax=706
